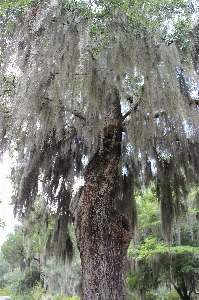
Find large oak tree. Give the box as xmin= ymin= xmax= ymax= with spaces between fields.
xmin=0 ymin=0 xmax=199 ymax=299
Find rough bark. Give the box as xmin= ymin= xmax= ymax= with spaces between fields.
xmin=76 ymin=130 xmax=133 ymax=300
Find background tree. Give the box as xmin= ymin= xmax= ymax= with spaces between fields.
xmin=21 ymin=198 xmax=81 ymax=296
xmin=129 ymin=239 xmax=199 ymax=300
xmin=127 ymin=187 xmax=199 ymax=300
xmin=0 ymin=199 xmax=81 ymax=298
xmin=1 ymin=226 xmax=41 ymax=295
xmin=0 ymin=200 xmax=5 ymax=228
xmin=0 ymin=0 xmax=199 ymax=299
xmin=1 ymin=227 xmax=26 ymax=271
xmin=0 ymin=252 xmax=10 ymax=289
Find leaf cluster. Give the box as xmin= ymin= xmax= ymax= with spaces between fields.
xmin=1 ymin=0 xmax=32 ymax=8
xmin=63 ymin=0 xmax=198 ymax=53
xmin=1 ymin=230 xmax=25 ymax=270
xmin=127 ymin=186 xmax=199 ymax=297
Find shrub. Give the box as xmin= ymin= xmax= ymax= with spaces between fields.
xmin=146 ymin=291 xmax=160 ymax=300
xmin=53 ymin=296 xmax=80 ymax=300
xmin=164 ymin=291 xmax=180 ymax=300
xmin=0 ymin=289 xmax=32 ymax=300
xmin=0 ymin=287 xmax=11 ymax=296
xmin=30 ymin=284 xmax=50 ymax=300
xmin=12 ymin=295 xmax=32 ymax=300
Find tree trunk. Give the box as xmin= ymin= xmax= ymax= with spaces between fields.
xmin=76 ymin=131 xmax=133 ymax=300
xmin=138 ymin=289 xmax=146 ymax=300
xmin=175 ymin=286 xmax=191 ymax=300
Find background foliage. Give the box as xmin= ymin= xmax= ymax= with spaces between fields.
xmin=1 ymin=187 xmax=199 ymax=299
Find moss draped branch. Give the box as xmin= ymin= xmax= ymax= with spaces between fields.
xmin=72 ymin=98 xmax=142 ymax=137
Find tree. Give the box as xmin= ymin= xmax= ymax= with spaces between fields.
xmin=127 ymin=187 xmax=199 ymax=300
xmin=129 ymin=240 xmax=199 ymax=300
xmin=0 ymin=200 xmax=5 ymax=228
xmin=1 ymin=228 xmax=26 ymax=271
xmin=0 ymin=0 xmax=199 ymax=299
xmin=0 ymin=252 xmax=10 ymax=288
xmin=21 ymin=198 xmax=81 ymax=296
xmin=1 ymin=225 xmax=44 ymax=295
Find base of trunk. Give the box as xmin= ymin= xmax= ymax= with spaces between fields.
xmin=78 ymin=210 xmax=132 ymax=299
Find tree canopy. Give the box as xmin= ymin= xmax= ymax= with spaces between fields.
xmin=0 ymin=0 xmax=199 ymax=267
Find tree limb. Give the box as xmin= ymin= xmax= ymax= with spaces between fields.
xmin=103 ymin=99 xmax=142 ymax=137
xmin=119 ymin=99 xmax=141 ymax=124
xmin=72 ymin=111 xmax=87 ymax=122
xmin=71 ymin=97 xmax=142 ymax=136
xmin=189 ymin=99 xmax=199 ymax=106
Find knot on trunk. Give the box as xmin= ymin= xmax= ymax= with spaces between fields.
xmin=107 ymin=211 xmax=133 ymax=249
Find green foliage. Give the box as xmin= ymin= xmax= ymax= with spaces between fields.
xmin=0 ymin=217 xmax=81 ymax=297
xmin=129 ymin=237 xmax=199 ymax=279
xmin=0 ymin=282 xmax=80 ymax=300
xmin=136 ymin=187 xmax=161 ymax=234
xmin=53 ymin=296 xmax=80 ymax=300
xmin=0 ymin=286 xmax=80 ymax=300
xmin=146 ymin=291 xmax=159 ymax=300
xmin=1 ymin=230 xmax=25 ymax=270
xmin=1 ymin=0 xmax=199 ymax=298
xmin=0 ymin=225 xmax=43 ymax=295
xmin=126 ymin=273 xmax=137 ymax=292
xmin=30 ymin=285 xmax=80 ymax=300
xmin=164 ymin=291 xmax=180 ymax=300
xmin=0 ymin=252 xmax=10 ymax=288
xmin=64 ymin=0 xmax=197 ymax=54
xmin=30 ymin=284 xmax=47 ymax=300
xmin=0 ymin=287 xmax=11 ymax=296
xmin=0 ymin=0 xmax=41 ymax=9
xmin=17 ymin=268 xmax=41 ymax=294
xmin=3 ymin=267 xmax=23 ymax=294
xmin=11 ymin=295 xmax=32 ymax=300
xmin=127 ymin=186 xmax=199 ymax=298
xmin=22 ymin=199 xmax=55 ymax=255
xmin=1 ymin=0 xmax=197 ymax=54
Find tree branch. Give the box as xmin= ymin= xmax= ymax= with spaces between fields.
xmin=189 ymin=99 xmax=199 ymax=106
xmin=72 ymin=111 xmax=87 ymax=122
xmin=119 ymin=98 xmax=142 ymax=125
xmin=169 ymin=261 xmax=177 ymax=288
xmin=44 ymin=98 xmax=87 ymax=122
xmin=70 ymin=97 xmax=141 ymax=136
xmin=103 ymin=99 xmax=142 ymax=137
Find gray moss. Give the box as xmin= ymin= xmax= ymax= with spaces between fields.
xmin=0 ymin=3 xmax=199 ymax=255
